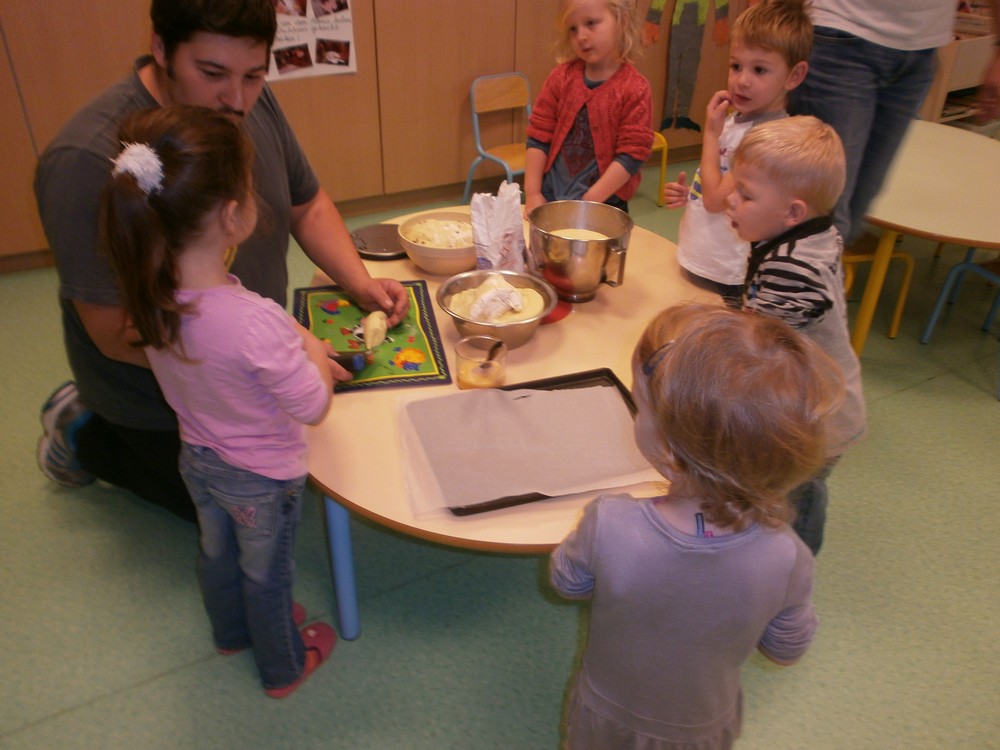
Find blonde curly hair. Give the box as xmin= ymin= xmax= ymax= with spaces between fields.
xmin=554 ymin=0 xmax=642 ymax=64
xmin=634 ymin=303 xmax=843 ymax=531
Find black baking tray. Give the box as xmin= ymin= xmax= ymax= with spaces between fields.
xmin=447 ymin=367 xmax=637 ymax=516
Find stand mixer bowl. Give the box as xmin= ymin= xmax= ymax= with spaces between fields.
xmin=527 ymin=200 xmax=633 ymax=302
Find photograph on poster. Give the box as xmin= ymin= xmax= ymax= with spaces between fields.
xmin=312 ymin=0 xmax=349 ymax=17
xmin=274 ymin=0 xmax=307 ymax=17
xmin=268 ymin=0 xmax=356 ymax=79
xmin=316 ymin=38 xmax=351 ymax=66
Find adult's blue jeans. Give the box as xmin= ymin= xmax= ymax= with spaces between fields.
xmin=789 ymin=27 xmax=937 ymax=244
xmin=179 ymin=443 xmax=306 ymax=690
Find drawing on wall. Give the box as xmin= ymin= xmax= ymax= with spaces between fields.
xmin=268 ymin=0 xmax=357 ymax=79
xmin=642 ymin=0 xmax=731 ymax=132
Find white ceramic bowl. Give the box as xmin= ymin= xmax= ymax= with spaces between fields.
xmin=436 ymin=269 xmax=558 ymax=349
xmin=397 ymin=210 xmax=476 ymax=275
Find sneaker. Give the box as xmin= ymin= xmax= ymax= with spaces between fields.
xmin=264 ymin=622 xmax=337 ymax=699
xmin=37 ymin=381 xmax=95 ymax=488
xmin=217 ymin=602 xmax=308 ymax=655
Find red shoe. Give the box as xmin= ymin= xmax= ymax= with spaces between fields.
xmin=216 ymin=602 xmax=308 ymax=655
xmin=264 ymin=622 xmax=337 ymax=699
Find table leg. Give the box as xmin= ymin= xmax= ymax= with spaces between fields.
xmin=323 ymin=495 xmax=360 ymax=640
xmin=850 ymin=229 xmax=898 ymax=356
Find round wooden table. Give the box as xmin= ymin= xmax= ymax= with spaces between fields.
xmin=307 ymin=208 xmax=716 ymax=637
xmin=855 ymin=120 xmax=1000 ymax=354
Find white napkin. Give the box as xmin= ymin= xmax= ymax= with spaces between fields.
xmin=398 ymin=386 xmax=659 ymax=517
xmin=470 ymin=180 xmax=526 ymax=271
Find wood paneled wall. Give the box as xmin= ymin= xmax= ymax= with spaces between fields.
xmin=0 ymin=0 xmax=736 ymax=263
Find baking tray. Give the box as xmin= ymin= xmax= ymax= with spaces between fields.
xmin=448 ymin=368 xmax=637 ymax=516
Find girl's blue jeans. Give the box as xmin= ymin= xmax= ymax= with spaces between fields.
xmin=179 ymin=443 xmax=306 ymax=690
xmin=789 ymin=27 xmax=937 ymax=244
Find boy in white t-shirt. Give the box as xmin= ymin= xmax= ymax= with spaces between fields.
xmin=663 ymin=0 xmax=811 ymax=303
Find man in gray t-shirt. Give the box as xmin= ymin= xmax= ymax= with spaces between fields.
xmin=35 ymin=0 xmax=408 ymax=520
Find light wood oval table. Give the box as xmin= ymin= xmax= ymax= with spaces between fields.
xmin=307 ymin=208 xmax=716 ymax=638
xmin=855 ymin=120 xmax=1000 ymax=354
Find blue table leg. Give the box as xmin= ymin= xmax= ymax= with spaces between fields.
xmin=323 ymin=495 xmax=360 ymax=640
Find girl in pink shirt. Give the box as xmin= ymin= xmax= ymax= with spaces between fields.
xmin=100 ymin=105 xmax=347 ymax=698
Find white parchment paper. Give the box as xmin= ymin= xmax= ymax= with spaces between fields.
xmin=399 ymin=386 xmax=659 ymax=516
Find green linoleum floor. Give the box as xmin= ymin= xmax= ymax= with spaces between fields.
xmin=1 ymin=161 xmax=998 ymax=749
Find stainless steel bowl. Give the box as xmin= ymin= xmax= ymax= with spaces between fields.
xmin=527 ymin=200 xmax=633 ymax=302
xmin=436 ymin=269 xmax=558 ymax=349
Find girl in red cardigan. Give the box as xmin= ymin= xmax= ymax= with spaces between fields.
xmin=525 ymin=0 xmax=653 ymax=216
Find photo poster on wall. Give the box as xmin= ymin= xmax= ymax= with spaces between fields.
xmin=267 ymin=0 xmax=357 ymax=80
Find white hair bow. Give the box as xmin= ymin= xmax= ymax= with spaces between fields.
xmin=111 ymin=142 xmax=164 ymax=195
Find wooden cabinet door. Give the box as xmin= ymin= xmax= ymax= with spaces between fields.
xmin=1 ymin=0 xmax=147 ymax=265
xmin=270 ymin=0 xmax=383 ymax=201
xmin=374 ymin=0 xmax=517 ymax=194
xmin=0 ymin=26 xmax=46 ymax=261
xmin=3 ymin=0 xmax=149 ymax=154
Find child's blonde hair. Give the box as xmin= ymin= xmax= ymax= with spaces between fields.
xmin=732 ymin=115 xmax=846 ymax=215
xmin=731 ymin=0 xmax=813 ymax=70
xmin=554 ymin=0 xmax=642 ymax=64
xmin=635 ymin=303 xmax=843 ymax=531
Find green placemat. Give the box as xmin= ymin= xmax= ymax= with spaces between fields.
xmin=293 ymin=281 xmax=451 ymax=392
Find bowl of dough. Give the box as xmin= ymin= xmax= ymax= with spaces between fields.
xmin=436 ymin=269 xmax=558 ymax=349
xmin=397 ymin=210 xmax=476 ymax=275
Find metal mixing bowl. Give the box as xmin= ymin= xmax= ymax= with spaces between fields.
xmin=436 ymin=269 xmax=558 ymax=349
xmin=527 ymin=200 xmax=633 ymax=302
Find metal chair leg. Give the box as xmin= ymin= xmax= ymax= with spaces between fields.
xmin=984 ymin=290 xmax=1000 ymax=332
xmin=462 ymin=157 xmax=484 ymax=204
xmin=947 ymin=247 xmax=977 ymax=304
xmin=923 ymin=256 xmax=1000 ymax=344
xmin=922 ymin=262 xmax=969 ymax=343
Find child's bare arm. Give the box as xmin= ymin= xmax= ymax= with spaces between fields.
xmin=698 ymin=91 xmax=735 ymax=213
xmin=293 ymin=321 xmax=345 ymax=424
xmin=524 ymin=146 xmax=548 ymax=216
xmin=582 ymin=161 xmax=631 ymax=205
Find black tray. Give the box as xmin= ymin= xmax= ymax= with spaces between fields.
xmin=448 ymin=368 xmax=636 ymax=516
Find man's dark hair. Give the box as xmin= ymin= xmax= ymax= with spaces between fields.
xmin=151 ymin=0 xmax=277 ymax=58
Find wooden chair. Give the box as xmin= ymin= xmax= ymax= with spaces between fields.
xmin=462 ymin=73 xmax=531 ymax=203
xmin=843 ymin=236 xmax=914 ymax=339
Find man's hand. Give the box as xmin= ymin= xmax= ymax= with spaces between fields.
xmin=351 ymin=277 xmax=409 ymax=327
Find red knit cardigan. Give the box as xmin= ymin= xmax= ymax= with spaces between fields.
xmin=526 ymin=59 xmax=653 ymax=201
